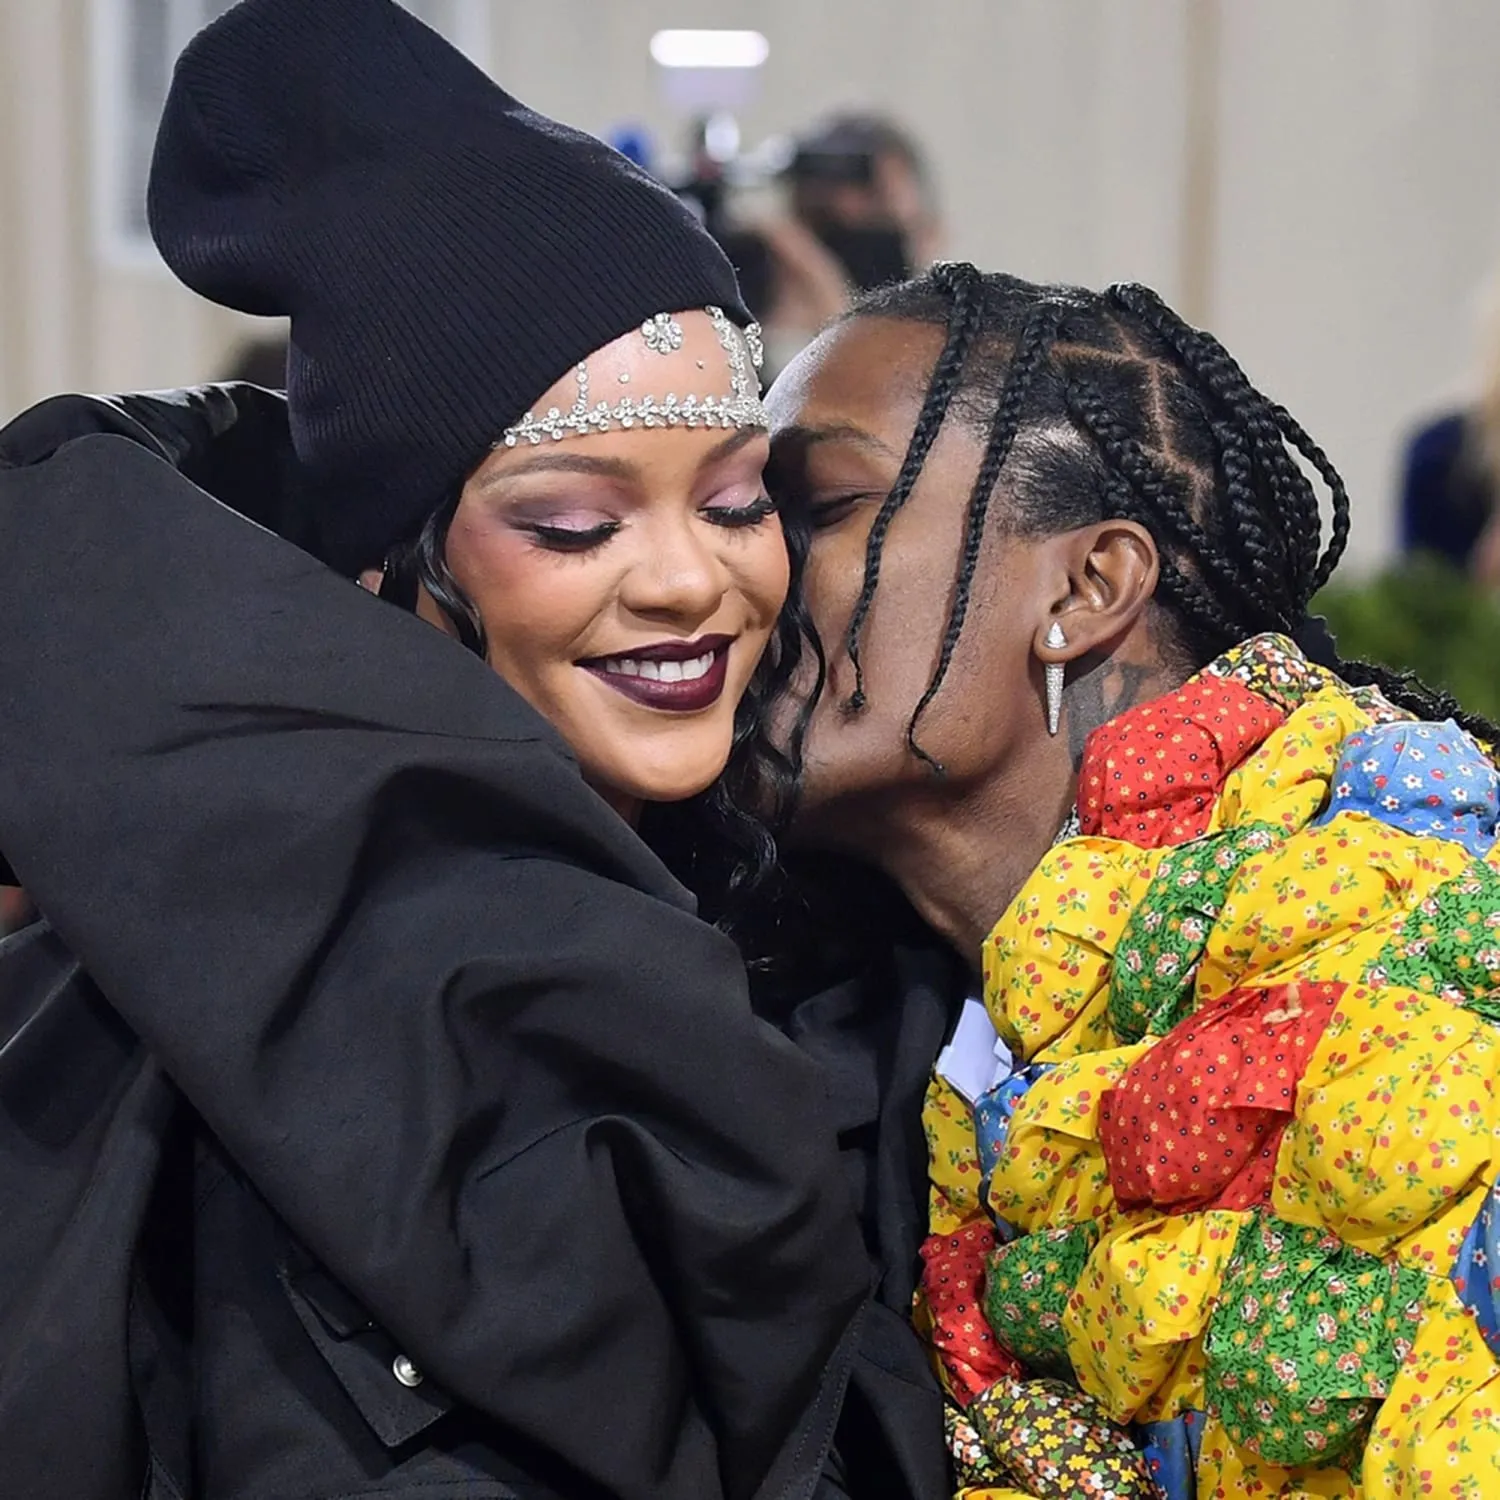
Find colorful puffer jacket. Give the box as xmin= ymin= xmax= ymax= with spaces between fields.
xmin=918 ymin=635 xmax=1500 ymax=1500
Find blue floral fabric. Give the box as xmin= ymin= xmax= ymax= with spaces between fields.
xmin=1139 ymin=1410 xmax=1205 ymax=1500
xmin=1317 ymin=718 xmax=1498 ymax=857
xmin=1452 ymin=1176 xmax=1500 ymax=1359
xmin=974 ymin=1063 xmax=1055 ymax=1199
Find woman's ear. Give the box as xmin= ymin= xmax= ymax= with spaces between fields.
xmin=1031 ymin=520 xmax=1160 ymax=662
xmin=357 ymin=567 xmax=383 ymax=594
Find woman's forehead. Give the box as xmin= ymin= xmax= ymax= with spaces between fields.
xmin=502 ymin=309 xmax=766 ymax=452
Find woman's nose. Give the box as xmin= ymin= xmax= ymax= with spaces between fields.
xmin=619 ymin=517 xmax=731 ymax=625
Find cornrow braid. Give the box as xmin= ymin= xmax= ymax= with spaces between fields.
xmin=1336 ymin=656 xmax=1500 ymax=751
xmin=1061 ymin=376 xmax=1272 ymax=635
xmin=846 ymin=263 xmax=1500 ymax=749
xmin=1270 ymin=398 xmax=1352 ymax=593
xmin=903 ymin=300 xmax=1064 ymax=771
xmin=1103 ymin=289 xmax=1307 ymax=628
xmin=843 ymin=261 xmax=984 ymax=711
xmin=1106 ymin=282 xmax=1350 ymax=614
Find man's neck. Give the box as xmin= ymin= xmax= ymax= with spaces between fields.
xmin=861 ymin=650 xmax=1185 ymax=969
xmin=863 ymin=747 xmax=1078 ymax=969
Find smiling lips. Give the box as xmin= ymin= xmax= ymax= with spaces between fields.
xmin=581 ymin=633 xmax=735 ymax=712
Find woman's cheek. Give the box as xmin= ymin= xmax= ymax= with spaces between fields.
xmin=743 ymin=525 xmax=792 ymax=624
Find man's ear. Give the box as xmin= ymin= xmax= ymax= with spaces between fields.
xmin=1030 ymin=520 xmax=1160 ymax=662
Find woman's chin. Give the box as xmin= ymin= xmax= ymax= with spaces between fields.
xmin=584 ymin=751 xmax=729 ymax=812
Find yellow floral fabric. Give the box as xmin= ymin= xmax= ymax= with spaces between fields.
xmin=921 ymin=636 xmax=1500 ymax=1497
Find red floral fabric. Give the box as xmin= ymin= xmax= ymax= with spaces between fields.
xmin=1097 ymin=980 xmax=1344 ymax=1213
xmin=1078 ymin=678 xmax=1286 ymax=848
xmin=917 ymin=1219 xmax=1023 ymax=1405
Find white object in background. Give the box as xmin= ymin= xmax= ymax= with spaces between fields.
xmin=650 ymin=29 xmax=768 ymax=117
xmin=649 ymin=30 xmax=769 ymax=70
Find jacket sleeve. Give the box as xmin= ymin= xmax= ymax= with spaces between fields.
xmin=0 ymin=435 xmax=866 ymax=1500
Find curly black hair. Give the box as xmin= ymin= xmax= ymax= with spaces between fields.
xmin=377 ymin=481 xmax=819 ymax=925
xmin=844 ymin=262 xmax=1500 ymax=753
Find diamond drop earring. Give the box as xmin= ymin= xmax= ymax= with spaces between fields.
xmin=1045 ymin=622 xmax=1067 ymax=736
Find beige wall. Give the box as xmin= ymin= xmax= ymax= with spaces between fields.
xmin=0 ymin=1 xmax=256 ymax=414
xmin=3 ymin=0 xmax=1499 ymax=569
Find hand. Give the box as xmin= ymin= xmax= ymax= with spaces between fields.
xmin=756 ymin=217 xmax=852 ymax=333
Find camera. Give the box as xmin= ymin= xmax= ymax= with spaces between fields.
xmin=670 ymin=117 xmax=915 ymax=318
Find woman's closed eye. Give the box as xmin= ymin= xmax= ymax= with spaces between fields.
xmin=522 ymin=517 xmax=621 ymax=552
xmin=702 ymin=493 xmax=778 ymax=529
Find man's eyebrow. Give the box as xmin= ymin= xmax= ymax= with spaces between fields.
xmin=772 ymin=422 xmax=900 ymax=459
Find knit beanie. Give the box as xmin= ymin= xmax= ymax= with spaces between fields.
xmin=147 ymin=0 xmax=749 ymax=573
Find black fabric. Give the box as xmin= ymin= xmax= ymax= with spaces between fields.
xmin=148 ymin=0 xmax=747 ymax=573
xmin=0 ymin=921 xmax=174 ymax=1500
xmin=0 ymin=431 xmax=865 ymax=1500
xmin=0 ymin=383 xmax=306 ymax=549
xmin=1290 ymin=613 xmax=1340 ymax=672
xmin=0 ymin=388 xmax=957 ymax=1498
xmin=753 ymin=876 xmax=962 ymax=1500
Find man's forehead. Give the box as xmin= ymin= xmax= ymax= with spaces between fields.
xmin=769 ymin=318 xmax=940 ymax=432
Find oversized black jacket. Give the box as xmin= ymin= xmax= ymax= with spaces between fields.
xmin=0 ymin=396 xmax=875 ymax=1500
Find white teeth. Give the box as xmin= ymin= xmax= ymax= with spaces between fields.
xmin=595 ymin=650 xmax=717 ymax=683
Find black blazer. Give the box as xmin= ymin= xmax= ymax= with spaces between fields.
xmin=0 ymin=406 xmax=871 ymax=1500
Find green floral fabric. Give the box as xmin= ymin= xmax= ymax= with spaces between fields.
xmin=1109 ymin=824 xmax=1281 ymax=1044
xmin=1366 ymin=860 xmax=1500 ymax=1025
xmin=1203 ymin=1214 xmax=1426 ymax=1467
xmin=982 ymin=1222 xmax=1099 ymax=1377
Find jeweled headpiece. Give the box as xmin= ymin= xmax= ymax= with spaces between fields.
xmin=500 ymin=307 xmax=766 ymax=448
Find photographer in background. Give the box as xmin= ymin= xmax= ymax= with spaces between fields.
xmin=789 ymin=114 xmax=940 ymax=286
xmin=684 ymin=112 xmax=941 ymax=379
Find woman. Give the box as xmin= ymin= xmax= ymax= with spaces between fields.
xmin=0 ymin=3 xmax=870 ymax=1498
xmin=766 ymin=262 xmax=1500 ymax=1497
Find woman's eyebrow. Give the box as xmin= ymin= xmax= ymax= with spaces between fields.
xmin=479 ymin=428 xmax=766 ymax=490
xmin=477 ymin=451 xmax=640 ymax=488
xmin=696 ymin=426 xmax=767 ymax=472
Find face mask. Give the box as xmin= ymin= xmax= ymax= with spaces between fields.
xmin=808 ymin=222 xmax=911 ymax=292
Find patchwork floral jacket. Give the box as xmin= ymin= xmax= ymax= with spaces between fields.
xmin=918 ymin=635 xmax=1500 ymax=1499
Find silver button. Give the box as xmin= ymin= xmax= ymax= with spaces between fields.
xmin=392 ymin=1354 xmax=423 ymax=1388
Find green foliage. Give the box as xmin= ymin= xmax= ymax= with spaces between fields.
xmin=1314 ymin=554 xmax=1500 ymax=722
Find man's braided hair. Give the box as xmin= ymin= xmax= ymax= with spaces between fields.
xmin=845 ymin=263 xmax=1500 ymax=758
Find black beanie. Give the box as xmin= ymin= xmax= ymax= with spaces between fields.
xmin=147 ymin=0 xmax=748 ymax=574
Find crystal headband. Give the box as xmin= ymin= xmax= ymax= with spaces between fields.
xmin=499 ymin=306 xmax=767 ymax=448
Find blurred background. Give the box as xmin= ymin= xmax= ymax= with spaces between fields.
xmin=5 ymin=0 xmax=1500 ymax=775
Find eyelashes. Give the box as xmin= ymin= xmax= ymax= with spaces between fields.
xmin=704 ymin=494 xmax=778 ymax=529
xmin=523 ymin=495 xmax=778 ymax=554
xmin=526 ymin=520 xmax=621 ymax=553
